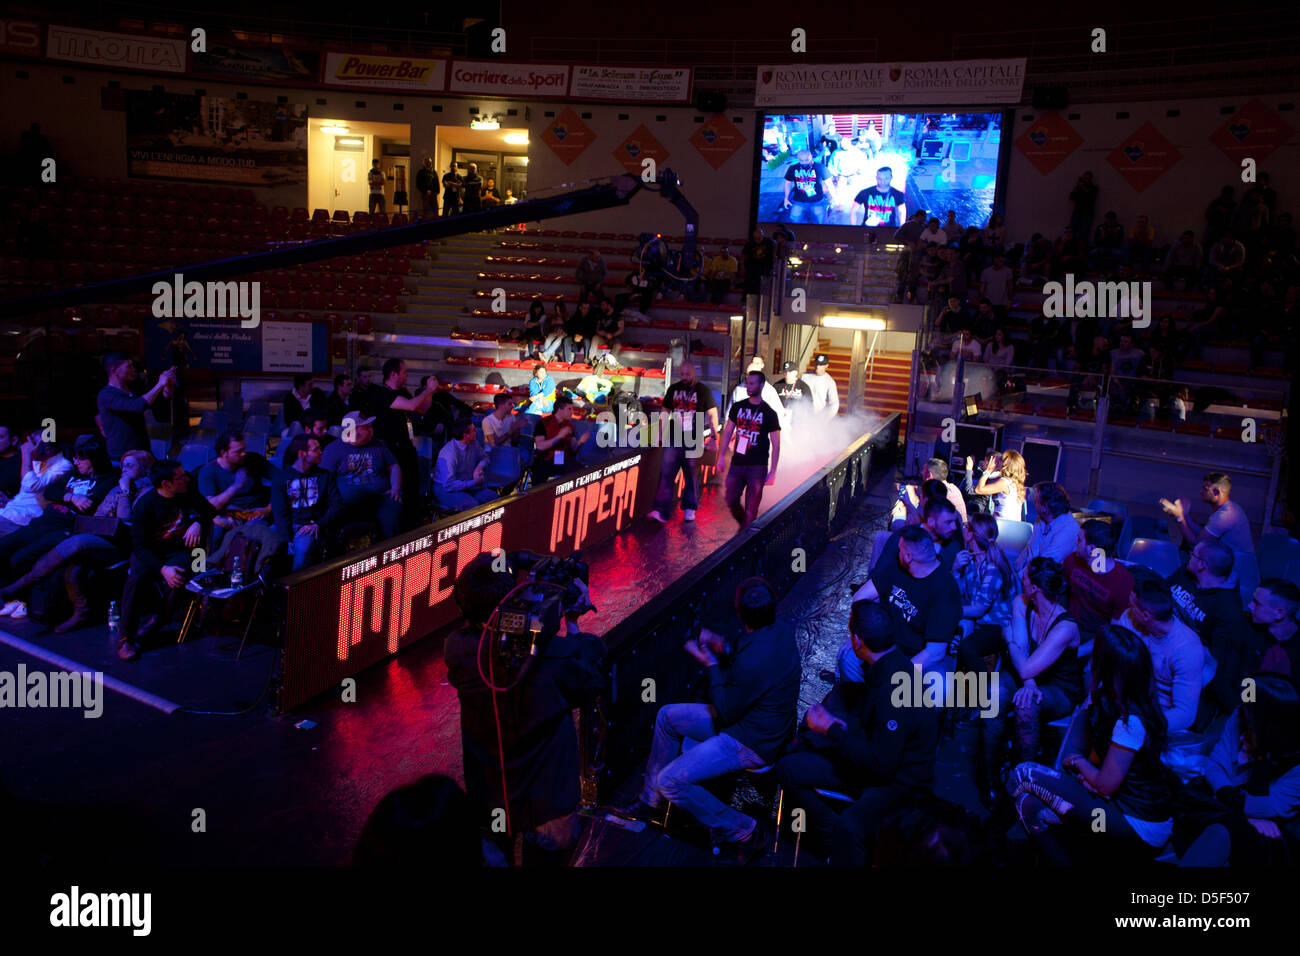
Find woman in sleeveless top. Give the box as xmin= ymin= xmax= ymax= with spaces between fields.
xmin=1002 ymin=557 xmax=1083 ymax=763
xmin=971 ymin=449 xmax=1026 ymax=522
xmin=1011 ymin=625 xmax=1173 ymax=864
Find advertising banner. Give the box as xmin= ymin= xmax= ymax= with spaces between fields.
xmin=322 ymin=51 xmax=445 ymax=92
xmin=1014 ymin=110 xmax=1084 ymax=175
xmin=126 ymin=90 xmax=307 ymax=185
xmin=540 ymin=107 xmax=598 ymax=165
xmin=447 ymin=59 xmax=570 ymax=98
xmin=1209 ymin=98 xmax=1295 ymax=164
xmin=0 ymin=17 xmax=42 ymax=59
xmin=570 ymin=65 xmax=692 ymax=103
xmin=690 ymin=113 xmax=747 ymax=169
xmin=46 ymin=25 xmax=186 ymax=73
xmin=1107 ymin=121 xmax=1183 ymax=193
xmin=192 ymin=43 xmax=321 ymax=86
xmin=612 ymin=123 xmax=670 ymax=176
xmin=145 ymin=317 xmax=328 ymax=373
xmin=755 ymin=58 xmax=1026 ymax=108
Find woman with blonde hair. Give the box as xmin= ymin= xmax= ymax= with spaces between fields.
xmin=970 ymin=449 xmax=1026 ymax=521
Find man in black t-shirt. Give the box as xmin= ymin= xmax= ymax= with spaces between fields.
xmin=441 ymin=167 xmax=463 ymax=216
xmin=774 ymin=361 xmax=813 ymax=431
xmin=363 ymin=358 xmax=438 ymax=528
xmin=461 ymin=163 xmax=483 ymax=213
xmin=717 ymin=370 xmax=781 ymax=527
xmin=782 ymin=149 xmax=828 ymax=225
xmin=741 ymin=229 xmax=775 ymax=297
xmin=852 ymin=166 xmax=908 ymax=228
xmin=647 ymin=362 xmax=719 ymax=525
xmin=414 ymin=158 xmax=439 ymax=217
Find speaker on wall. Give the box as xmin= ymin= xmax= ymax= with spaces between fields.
xmin=694 ymin=90 xmax=727 ymax=113
xmin=1031 ymin=84 xmax=1069 ymax=111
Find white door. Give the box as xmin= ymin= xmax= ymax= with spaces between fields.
xmin=331 ymin=147 xmax=370 ymax=216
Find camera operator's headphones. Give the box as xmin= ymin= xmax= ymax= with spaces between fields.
xmin=453 ymin=553 xmax=515 ymax=627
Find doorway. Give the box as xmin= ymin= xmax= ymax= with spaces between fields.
xmin=308 ymin=118 xmax=410 ymax=216
xmin=436 ymin=125 xmax=530 ymax=204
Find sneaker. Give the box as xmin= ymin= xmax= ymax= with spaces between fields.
xmin=7 ymin=602 xmax=25 ymax=620
xmin=612 ymin=799 xmax=666 ymax=825
xmin=682 ymin=509 xmax=696 ymax=521
xmin=117 ymin=639 xmax=140 ymax=662
xmin=0 ymin=600 xmax=21 ymax=616
xmin=645 ymin=510 xmax=667 ymax=524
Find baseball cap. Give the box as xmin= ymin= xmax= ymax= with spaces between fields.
xmin=813 ymin=353 xmax=830 ymax=366
xmin=780 ymin=361 xmax=798 ymax=372
xmin=341 ymin=411 xmax=376 ymax=429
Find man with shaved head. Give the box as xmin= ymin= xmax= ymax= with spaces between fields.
xmin=647 ymin=362 xmax=719 ymax=525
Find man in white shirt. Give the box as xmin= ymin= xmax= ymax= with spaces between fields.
xmin=1018 ymin=481 xmax=1080 ymax=569
xmin=0 ymin=434 xmax=72 ymax=536
xmin=368 ymin=159 xmax=389 ymax=215
xmin=978 ymin=252 xmax=1015 ymax=322
xmin=481 ymin=394 xmax=522 ymax=448
xmin=1160 ymin=471 xmax=1255 ymax=554
xmin=802 ymin=353 xmax=840 ymax=421
xmin=433 ymin=418 xmax=496 ymax=512
xmin=729 ymin=356 xmax=784 ymax=423
xmin=919 ymin=218 xmax=948 ymax=246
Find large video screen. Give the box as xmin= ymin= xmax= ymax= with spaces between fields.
xmin=758 ymin=111 xmax=1005 ymax=229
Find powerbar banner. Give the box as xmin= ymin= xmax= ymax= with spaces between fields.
xmin=125 ymin=90 xmax=307 ymax=185
xmin=755 ymin=58 xmax=1026 ymax=107
xmin=322 ymin=51 xmax=446 ymax=92
xmin=279 ymin=448 xmax=662 ymax=710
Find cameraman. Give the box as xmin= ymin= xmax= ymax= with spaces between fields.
xmin=444 ymin=554 xmax=605 ymax=866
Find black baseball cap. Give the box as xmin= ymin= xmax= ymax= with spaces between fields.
xmin=813 ymin=353 xmax=830 ymax=365
xmin=780 ymin=361 xmax=798 ymax=372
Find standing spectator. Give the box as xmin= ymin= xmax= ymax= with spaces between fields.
xmin=1068 ymin=171 xmax=1099 ymax=239
xmin=326 ymin=374 xmax=354 ymax=426
xmin=716 ymin=370 xmax=782 ymax=529
xmin=1019 ymin=482 xmax=1079 ymax=568
xmin=116 ymin=460 xmax=215 ymax=660
xmin=461 ymin=163 xmax=483 ymax=213
xmin=481 ymin=177 xmax=501 ymax=207
xmin=413 ymin=374 xmax=469 ymax=443
xmin=647 ymin=362 xmax=718 ymax=525
xmin=895 ymin=210 xmax=928 ymax=245
xmin=532 ymin=396 xmax=590 ymax=485
xmin=933 ymin=295 xmax=970 ymax=353
xmin=969 ymin=449 xmax=1027 ymax=522
xmin=272 ymin=434 xmax=343 ymax=572
xmin=97 ymin=355 xmax=177 ymax=459
xmin=575 ymin=249 xmax=607 ymax=305
xmin=1204 ymin=186 xmax=1236 ymax=247
xmin=0 ymin=424 xmax=22 ymax=502
xmin=368 ymin=159 xmax=389 ymax=215
xmin=441 ymin=165 xmax=463 ymax=216
xmin=1117 ymin=578 xmax=1205 ymax=735
xmin=1053 ymin=226 xmax=1088 ymax=279
xmin=1091 ymin=211 xmax=1126 ymax=274
xmin=281 ymin=373 xmax=325 ymax=429
xmin=1028 ymin=312 xmax=1063 ymax=370
xmin=958 ymin=226 xmax=986 ymax=286
xmin=942 ymin=210 xmax=962 ymax=240
xmin=982 ymin=213 xmax=1006 ymax=255
xmin=319 ymin=411 xmax=402 ymax=539
xmin=1162 ymin=230 xmax=1203 ymax=291
xmin=979 ymin=252 xmax=1014 ymax=324
xmin=364 ymin=359 xmax=438 ymax=527
xmin=1127 ymin=214 xmax=1157 ymax=273
xmin=0 ymin=435 xmax=72 ymax=537
xmin=1012 ymin=625 xmax=1173 ymax=865
xmin=1159 ymin=471 xmax=1255 ymax=554
xmin=781 ymin=149 xmax=829 ymax=224
xmin=433 ymin=419 xmax=495 ymax=512
xmin=1021 ymin=233 xmax=1055 ymax=284
xmin=414 ymin=157 xmax=439 ymax=217
xmin=919 ymin=217 xmax=948 ymax=246
xmin=741 ymin=229 xmax=775 ymax=299
xmin=706 ymin=247 xmax=738 ymax=304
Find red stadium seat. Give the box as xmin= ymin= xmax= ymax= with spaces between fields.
xmin=351 ymin=293 xmax=376 ymax=312
xmin=290 ymin=207 xmax=309 ymax=223
xmin=382 ymin=274 xmax=406 ymax=296
xmin=280 ymin=290 xmax=304 ymax=309
xmin=352 ymin=213 xmax=371 ymax=229
xmin=341 ymin=273 xmax=361 ymax=294
xmin=375 ymin=294 xmax=397 ymax=313
xmin=370 ymin=213 xmax=389 ymax=228
xmin=388 ymin=257 xmax=411 ymax=276
xmin=271 ymin=206 xmax=289 ymax=221
xmin=347 ymin=255 xmax=369 ymax=273
xmin=361 ymin=273 xmax=382 ymax=294
xmin=303 ymin=291 xmax=327 ymax=310
xmin=327 ymin=291 xmax=354 ymax=311
xmin=354 ymin=314 xmax=373 ymax=334
xmin=391 ymin=213 xmax=409 ymax=227
xmin=331 ymin=210 xmax=350 ymax=224
xmin=312 ymin=209 xmax=330 ymax=224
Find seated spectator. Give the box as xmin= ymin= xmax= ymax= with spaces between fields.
xmin=0 ymin=424 xmax=21 ymax=501
xmin=1019 ymin=482 xmax=1079 ymax=568
xmin=301 ymin=411 xmax=337 ymax=452
xmin=591 ymin=299 xmax=625 ymax=368
xmin=282 ymin=373 xmax=325 ymax=429
xmin=1011 ymin=625 xmax=1172 ymax=864
xmin=1159 ymin=471 xmax=1254 ymax=554
xmin=1027 ymin=313 xmax=1062 ymax=369
xmin=957 ymin=226 xmax=986 ymax=286
xmin=540 ymin=303 xmax=569 ymax=362
xmin=532 ymin=396 xmax=591 ymax=485
xmin=197 ymin=430 xmax=272 ymax=546
xmin=1020 ymin=233 xmax=1054 ymax=283
xmin=1091 ymin=211 xmax=1126 ymax=273
xmin=97 ymin=354 xmax=177 ymax=460
xmin=950 ymin=329 xmax=982 ymax=363
xmin=434 ymin=419 xmax=496 ymax=512
xmin=525 ymin=363 xmax=556 ymax=417
xmin=1062 ymin=519 xmax=1134 ymax=653
xmin=1162 ymin=230 xmax=1202 ymax=290
xmin=979 ymin=253 xmax=1014 ymax=322
xmin=844 ymin=525 xmax=963 ymax=676
xmin=622 ymin=578 xmax=799 ymax=863
xmin=117 ymin=459 xmax=216 ymax=661
xmin=881 ymin=494 xmax=963 ymax=572
xmin=272 ymin=434 xmax=344 ymax=572
xmin=1126 ymin=214 xmax=1157 ymax=273
xmin=563 ymin=301 xmax=598 ymax=364
xmin=968 ymin=298 xmax=998 ymax=345
xmin=326 ymin=374 xmax=355 ymax=426
xmin=1146 ymin=314 xmax=1182 ymax=378
xmin=982 ymin=327 xmax=1015 ymax=368
xmin=891 ymin=457 xmax=967 ymax=528
xmin=0 ymin=434 xmax=73 ymax=538
xmin=0 ymin=450 xmax=153 ymax=632
xmin=775 ymin=601 xmax=939 ymax=864
xmin=319 ymin=412 xmax=402 ymax=540
xmin=1207 ymin=231 xmax=1246 ymax=286
xmin=953 ymin=512 xmax=1019 ymax=639
xmin=927 ymin=247 xmax=966 ymax=305
xmin=1053 ymin=226 xmax=1088 ymax=278
xmin=1117 ymin=578 xmax=1205 ymax=735
xmin=520 ymin=299 xmax=547 ymax=359
xmin=574 ymin=249 xmax=606 ymax=304
xmin=982 ymin=213 xmax=1006 ymax=254
xmin=482 ymin=393 xmax=523 ymax=448
xmin=1000 ymin=557 xmax=1085 ymax=763
xmin=706 ymin=247 xmax=738 ymax=304
xmin=353 ymin=773 xmax=485 ymax=868
xmin=1109 ymin=332 xmax=1145 ymax=378
xmin=919 ymin=218 xmax=947 ymax=246
xmin=933 ymin=295 xmax=970 ymax=353
xmin=969 ymin=449 xmax=1026 ymax=522
xmin=1250 ymin=579 xmax=1300 ymax=685
xmin=1179 ymin=677 xmax=1300 ymax=866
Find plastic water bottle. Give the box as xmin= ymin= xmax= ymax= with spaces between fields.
xmin=230 ymin=557 xmax=244 ymax=588
xmin=107 ymin=601 xmax=120 ymax=640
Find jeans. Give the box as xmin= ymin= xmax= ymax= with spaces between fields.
xmin=724 ymin=463 xmax=768 ymax=526
xmin=121 ymin=549 xmax=189 ymax=643
xmin=784 ymin=201 xmax=825 ymax=225
xmin=340 ymin=493 xmax=402 ymax=540
xmin=639 ymin=703 xmax=765 ymax=842
xmin=443 ymin=196 xmax=461 ymax=216
xmin=287 ymin=529 xmax=323 ymax=572
xmin=540 ymin=332 xmax=566 ymax=361
xmin=652 ymin=445 xmax=700 ymax=516
xmin=1010 ymin=761 xmax=1152 ymax=865
xmin=368 ymin=193 xmax=385 ymax=215
xmin=434 ymin=484 xmax=497 ymax=512
xmin=562 ymin=336 xmax=587 ymax=364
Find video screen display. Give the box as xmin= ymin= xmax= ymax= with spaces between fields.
xmin=758 ymin=111 xmax=1005 ymax=229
